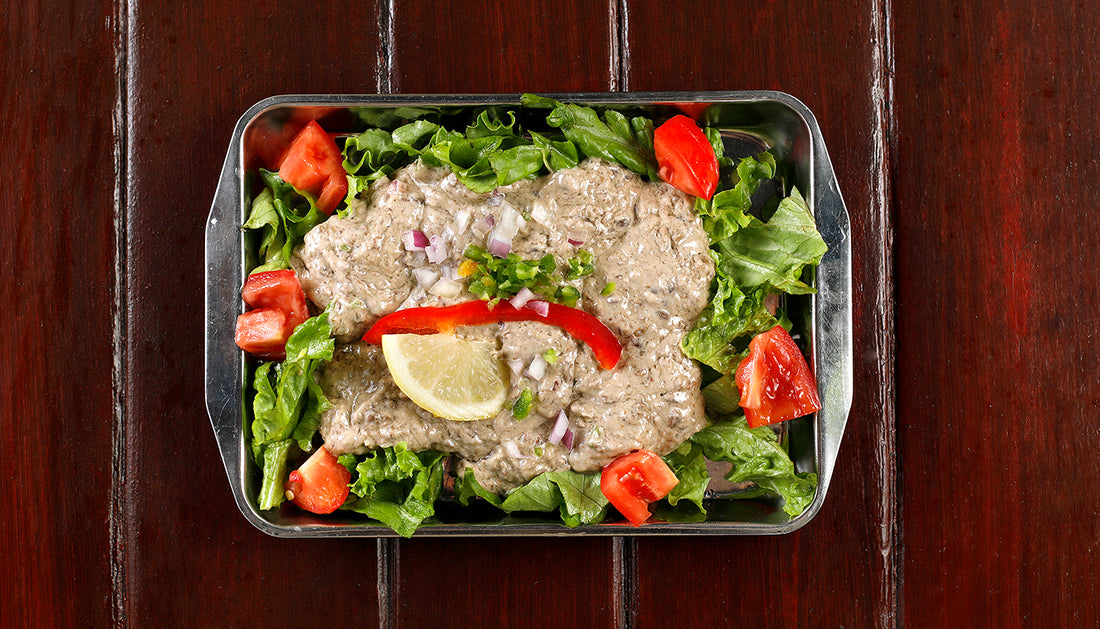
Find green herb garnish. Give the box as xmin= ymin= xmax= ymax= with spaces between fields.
xmin=512 ymin=388 xmax=535 ymax=420
xmin=463 ymin=244 xmax=589 ymax=307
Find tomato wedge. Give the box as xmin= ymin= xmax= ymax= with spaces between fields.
xmin=653 ymin=114 xmax=719 ymax=200
xmin=235 ymin=269 xmax=310 ymax=361
xmin=235 ymin=308 xmax=290 ymax=361
xmin=734 ymin=325 xmax=822 ymax=428
xmin=277 ymin=120 xmax=347 ymax=215
xmin=600 ymin=450 xmax=680 ymax=527
xmin=285 ymin=446 xmax=351 ymax=514
xmin=241 ymin=269 xmax=309 ymax=324
xmin=362 ymin=299 xmax=622 ymax=369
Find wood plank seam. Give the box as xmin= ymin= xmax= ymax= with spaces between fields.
xmin=376 ymin=0 xmax=394 ymax=93
xmin=110 ymin=0 xmax=131 ymax=625
xmin=377 ymin=538 xmax=396 ymax=629
xmin=871 ymin=0 xmax=899 ymax=625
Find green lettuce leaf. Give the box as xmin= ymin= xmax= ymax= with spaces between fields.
xmin=713 ymin=188 xmax=827 ymax=295
xmin=499 ymin=469 xmax=609 ymax=527
xmin=696 ymin=152 xmax=777 ymax=243
xmin=341 ymin=443 xmax=447 ymax=538
xmin=524 ymin=94 xmax=658 ymax=180
xmin=691 ymin=417 xmax=818 ymax=516
xmin=256 ymin=439 xmax=293 ymax=511
xmin=243 ymin=170 xmax=330 ymax=272
xmin=341 ymin=120 xmax=442 ymax=205
xmin=454 ymin=468 xmax=503 ymax=508
xmin=249 ymin=310 xmax=334 ymax=510
xmin=681 ymin=270 xmax=778 ymax=374
xmin=661 ymin=441 xmax=710 ymax=514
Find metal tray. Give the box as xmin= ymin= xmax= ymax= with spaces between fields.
xmin=205 ymin=91 xmax=852 ymax=537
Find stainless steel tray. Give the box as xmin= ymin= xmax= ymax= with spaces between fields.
xmin=205 ymin=91 xmax=853 ymax=537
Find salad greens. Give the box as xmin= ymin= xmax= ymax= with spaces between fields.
xmin=462 ymin=244 xmax=592 ymax=307
xmin=240 ymin=96 xmax=827 ymax=535
xmin=338 ymin=444 xmax=447 ymax=538
xmin=250 ymin=310 xmax=335 ymax=510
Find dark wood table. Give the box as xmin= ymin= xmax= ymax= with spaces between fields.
xmin=4 ymin=1 xmax=1097 ymax=626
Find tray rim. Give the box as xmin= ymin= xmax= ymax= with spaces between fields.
xmin=204 ymin=90 xmax=853 ymax=537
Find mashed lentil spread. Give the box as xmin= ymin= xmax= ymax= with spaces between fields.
xmin=292 ymin=158 xmax=715 ymax=494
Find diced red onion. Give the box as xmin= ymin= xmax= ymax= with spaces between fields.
xmin=566 ymin=230 xmax=587 ymax=246
xmin=549 ymin=410 xmax=569 ymax=445
xmin=561 ymin=428 xmax=575 ymax=451
xmin=428 ymin=277 xmax=463 ymax=298
xmin=525 ymin=355 xmax=547 ymax=380
xmin=507 ymin=358 xmax=524 ymax=375
xmin=425 ymin=235 xmax=448 ymax=264
xmin=487 ymin=237 xmax=512 ymax=258
xmin=485 ymin=215 xmax=496 ymax=227
xmin=509 ymin=287 xmax=536 ymax=309
xmin=413 ymin=267 xmax=439 ymax=289
xmin=525 ymin=300 xmax=550 ymax=317
xmin=403 ymin=230 xmax=429 ymax=251
xmin=503 ymin=440 xmax=522 ymax=459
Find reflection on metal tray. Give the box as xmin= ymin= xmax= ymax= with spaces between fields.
xmin=205 ymin=92 xmax=853 ymax=537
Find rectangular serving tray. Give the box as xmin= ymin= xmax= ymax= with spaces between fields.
xmin=205 ymin=91 xmax=853 ymax=537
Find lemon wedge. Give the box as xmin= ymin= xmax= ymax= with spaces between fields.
xmin=381 ymin=333 xmax=508 ymax=421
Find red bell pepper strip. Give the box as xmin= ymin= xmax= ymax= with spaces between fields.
xmin=362 ymin=300 xmax=622 ymax=369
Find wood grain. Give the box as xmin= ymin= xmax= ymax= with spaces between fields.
xmin=1 ymin=2 xmax=119 ymax=627
xmin=892 ymin=1 xmax=1100 ymax=626
xmin=387 ymin=4 xmax=622 ymax=628
xmin=390 ymin=0 xmax=619 ymax=94
xmin=624 ymin=0 xmax=896 ymax=626
xmin=116 ymin=1 xmax=386 ymax=625
xmin=7 ymin=0 xmax=1096 ymax=625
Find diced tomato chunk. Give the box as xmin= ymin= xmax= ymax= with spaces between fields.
xmin=315 ymin=172 xmax=348 ymax=216
xmin=235 ymin=269 xmax=310 ymax=360
xmin=735 ymin=325 xmax=822 ymax=428
xmin=285 ymin=447 xmax=351 ymax=514
xmin=241 ymin=269 xmax=309 ymax=326
xmin=277 ymin=120 xmax=347 ymax=214
xmin=235 ymin=308 xmax=289 ymax=361
xmin=600 ymin=450 xmax=680 ymax=527
xmin=653 ymin=114 xmax=719 ymax=200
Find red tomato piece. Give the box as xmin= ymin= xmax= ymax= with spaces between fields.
xmin=653 ymin=114 xmax=719 ymax=200
xmin=315 ymin=172 xmax=349 ymax=216
xmin=285 ymin=446 xmax=351 ymax=515
xmin=235 ymin=308 xmax=290 ymax=361
xmin=600 ymin=450 xmax=680 ymax=527
xmin=734 ymin=325 xmax=822 ymax=428
xmin=277 ymin=120 xmax=347 ymax=215
xmin=241 ymin=269 xmax=309 ymax=327
xmin=236 ymin=270 xmax=310 ymax=360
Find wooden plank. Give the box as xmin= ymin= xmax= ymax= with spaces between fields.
xmin=118 ymin=1 xmax=385 ymax=624
xmin=623 ymin=1 xmax=896 ymax=626
xmin=390 ymin=0 xmax=620 ymax=93
xmin=387 ymin=3 xmax=621 ymax=628
xmin=892 ymin=1 xmax=1100 ymax=625
xmin=0 ymin=2 xmax=119 ymax=627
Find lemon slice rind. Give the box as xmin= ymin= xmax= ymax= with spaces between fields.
xmin=381 ymin=333 xmax=508 ymax=421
